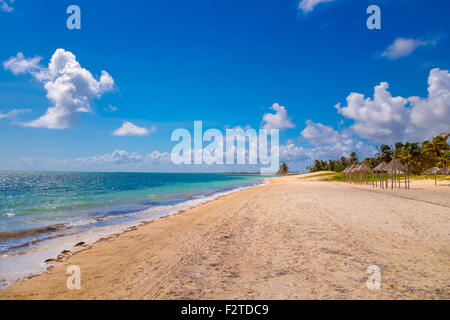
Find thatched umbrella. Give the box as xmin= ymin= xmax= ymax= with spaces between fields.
xmin=385 ymin=159 xmax=407 ymax=174
xmin=423 ymin=167 xmax=440 ymax=175
xmin=358 ymin=163 xmax=372 ymax=173
xmin=373 ymin=162 xmax=389 ymax=172
xmin=350 ymin=164 xmax=362 ymax=184
xmin=345 ymin=164 xmax=359 ymax=181
xmin=358 ymin=163 xmax=373 ymax=185
xmin=424 ymin=167 xmax=441 ymax=186
xmin=342 ymin=164 xmax=354 ymax=174
xmin=434 ymin=167 xmax=450 ymax=186
xmin=343 ymin=164 xmax=357 ymax=182
xmin=385 ymin=159 xmax=408 ymax=189
xmin=373 ymin=161 xmax=389 ymax=189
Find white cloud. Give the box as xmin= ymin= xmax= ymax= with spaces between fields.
xmin=262 ymin=103 xmax=295 ymax=130
xmin=74 ymin=149 xmax=169 ymax=166
xmin=304 ymin=140 xmax=376 ymax=162
xmin=14 ymin=149 xmax=259 ymax=172
xmin=298 ymin=0 xmax=334 ymax=14
xmin=0 ymin=0 xmax=14 ymax=13
xmin=112 ymin=121 xmax=155 ymax=136
xmin=279 ymin=144 xmax=309 ymax=162
xmin=381 ymin=37 xmax=437 ymax=60
xmin=286 ymin=119 xmax=376 ymax=163
xmin=407 ymin=68 xmax=450 ymax=139
xmin=3 ymin=49 xmax=115 ymax=129
xmin=336 ymin=68 xmax=450 ymax=143
xmin=278 ymin=138 xmax=376 ymax=170
xmin=300 ymin=120 xmax=342 ymax=146
xmin=0 ymin=108 xmax=30 ymax=120
xmin=3 ymin=52 xmax=42 ymax=75
xmin=335 ymin=82 xmax=409 ymax=143
xmin=17 ymin=149 xmax=172 ymax=171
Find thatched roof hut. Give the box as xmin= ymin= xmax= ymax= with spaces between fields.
xmin=358 ymin=163 xmax=373 ymax=173
xmin=423 ymin=167 xmax=440 ymax=175
xmin=343 ymin=164 xmax=357 ymax=174
xmin=351 ymin=164 xmax=363 ymax=173
xmin=437 ymin=167 xmax=450 ymax=175
xmin=385 ymin=159 xmax=407 ymax=174
xmin=373 ymin=161 xmax=389 ymax=172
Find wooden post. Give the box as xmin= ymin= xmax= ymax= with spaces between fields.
xmin=404 ymin=172 xmax=407 ymax=190
xmin=408 ymin=171 xmax=410 ymax=190
xmin=391 ymin=170 xmax=393 ymax=190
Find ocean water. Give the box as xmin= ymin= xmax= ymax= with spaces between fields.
xmin=0 ymin=172 xmax=265 ymax=288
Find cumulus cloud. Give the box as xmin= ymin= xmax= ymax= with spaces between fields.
xmin=336 ymin=68 xmax=450 ymax=143
xmin=3 ymin=49 xmax=115 ymax=129
xmin=298 ymin=0 xmax=334 ymax=14
xmin=262 ymin=103 xmax=295 ymax=130
xmin=112 ymin=121 xmax=155 ymax=136
xmin=300 ymin=120 xmax=342 ymax=146
xmin=279 ymin=139 xmax=376 ymax=169
xmin=335 ymin=82 xmax=409 ymax=143
xmin=407 ymin=68 xmax=450 ymax=139
xmin=0 ymin=0 xmax=14 ymax=13
xmin=279 ymin=144 xmax=309 ymax=162
xmin=381 ymin=37 xmax=437 ymax=60
xmin=286 ymin=120 xmax=376 ymax=162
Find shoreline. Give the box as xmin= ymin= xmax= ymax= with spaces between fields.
xmin=0 ymin=178 xmax=268 ymax=289
xmin=1 ymin=174 xmax=449 ymax=299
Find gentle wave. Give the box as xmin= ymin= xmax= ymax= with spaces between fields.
xmin=0 ymin=224 xmax=66 ymax=242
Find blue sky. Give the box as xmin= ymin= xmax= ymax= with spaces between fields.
xmin=0 ymin=0 xmax=449 ymax=172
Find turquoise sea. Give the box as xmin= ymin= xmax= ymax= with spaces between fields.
xmin=0 ymin=172 xmax=265 ymax=288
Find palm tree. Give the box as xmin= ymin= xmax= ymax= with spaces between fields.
xmin=395 ymin=141 xmax=422 ymax=173
xmin=421 ymin=134 xmax=450 ymax=168
xmin=348 ymin=152 xmax=359 ymax=164
xmin=376 ymin=144 xmax=393 ymax=163
xmin=363 ymin=157 xmax=380 ymax=169
xmin=278 ymin=162 xmax=289 ymax=175
xmin=437 ymin=150 xmax=450 ymax=168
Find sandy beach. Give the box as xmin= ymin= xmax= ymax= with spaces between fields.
xmin=1 ymin=174 xmax=449 ymax=300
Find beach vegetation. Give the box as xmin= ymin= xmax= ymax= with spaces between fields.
xmin=308 ymin=133 xmax=449 ymax=175
xmin=277 ymin=162 xmax=290 ymax=175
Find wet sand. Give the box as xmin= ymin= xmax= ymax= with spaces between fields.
xmin=1 ymin=174 xmax=449 ymax=300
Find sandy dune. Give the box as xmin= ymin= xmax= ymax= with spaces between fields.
xmin=1 ymin=175 xmax=449 ymax=300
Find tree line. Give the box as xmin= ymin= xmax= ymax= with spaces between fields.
xmin=308 ymin=133 xmax=450 ymax=174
